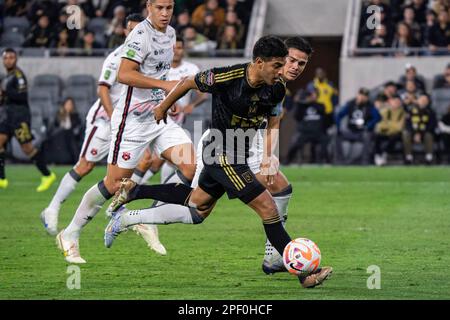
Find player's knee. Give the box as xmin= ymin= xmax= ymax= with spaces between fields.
xmin=177 ymin=163 xmax=196 ymax=180
xmin=75 ymin=159 xmax=95 ymax=176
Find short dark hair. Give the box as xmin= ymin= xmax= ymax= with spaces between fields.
xmin=2 ymin=48 xmax=17 ymax=56
xmin=284 ymin=36 xmax=313 ymax=57
xmin=252 ymin=35 xmax=288 ymax=62
xmin=175 ymin=34 xmax=184 ymax=45
xmin=126 ymin=13 xmax=144 ymax=25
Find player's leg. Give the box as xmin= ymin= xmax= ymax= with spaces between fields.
xmin=0 ymin=133 xmax=8 ymax=188
xmin=41 ymin=124 xmax=110 ymax=235
xmin=19 ymin=140 xmax=56 ymax=192
xmin=104 ymin=184 xmax=217 ymax=247
xmin=131 ymin=148 xmax=154 ymax=184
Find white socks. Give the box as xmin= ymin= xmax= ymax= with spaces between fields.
xmin=48 ymin=169 xmax=81 ymax=213
xmin=121 ymin=203 xmax=204 ymax=227
xmin=63 ymin=181 xmax=112 ymax=242
xmin=160 ymin=162 xmax=176 ymax=184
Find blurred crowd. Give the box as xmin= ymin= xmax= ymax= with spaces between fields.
xmin=0 ymin=0 xmax=253 ymax=55
xmin=284 ymin=63 xmax=450 ymax=165
xmin=359 ymin=0 xmax=450 ymax=56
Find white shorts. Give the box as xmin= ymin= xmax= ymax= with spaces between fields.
xmin=79 ymin=120 xmax=111 ymax=162
xmin=108 ymin=109 xmax=192 ymax=169
xmin=191 ymin=129 xmax=263 ymax=188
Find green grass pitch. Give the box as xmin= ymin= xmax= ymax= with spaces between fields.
xmin=1 ymin=165 xmax=449 ymax=300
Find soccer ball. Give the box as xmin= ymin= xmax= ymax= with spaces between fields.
xmin=283 ymin=238 xmax=321 ymax=275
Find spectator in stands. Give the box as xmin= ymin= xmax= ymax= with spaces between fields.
xmin=427 ymin=10 xmax=450 ymax=54
xmin=407 ymin=0 xmax=428 ymax=24
xmin=192 ymin=0 xmax=225 ymax=29
xmin=433 ymin=63 xmax=450 ymax=88
xmin=223 ymin=0 xmax=250 ymax=24
xmin=91 ymin=0 xmax=110 ymax=17
xmin=422 ymin=10 xmax=437 ymax=46
xmin=403 ymin=94 xmax=437 ymax=164
xmin=285 ymin=88 xmax=329 ymax=164
xmin=438 ymin=104 xmax=450 ymax=163
xmin=77 ymin=31 xmax=102 ymax=56
xmin=24 ymin=14 xmax=53 ymax=47
xmin=374 ymin=94 xmax=406 ymax=166
xmin=307 ymin=68 xmax=339 ymax=129
xmin=218 ymin=10 xmax=245 ymax=45
xmin=182 ymin=25 xmax=209 ymax=52
xmin=53 ymin=97 xmax=82 ymax=163
xmin=51 ymin=29 xmax=71 ymax=57
xmin=391 ymin=22 xmax=420 ymax=56
xmin=400 ymin=79 xmax=424 ymax=108
xmin=399 ymin=64 xmax=427 ymax=92
xmin=361 ymin=24 xmax=391 ymax=50
xmin=106 ymin=5 xmax=126 ymax=37
xmin=216 ymin=24 xmax=240 ymax=50
xmin=3 ymin=0 xmax=28 ymax=17
xmin=108 ymin=23 xmax=126 ymax=49
xmin=174 ymin=9 xmax=191 ymax=34
xmin=375 ymin=81 xmax=400 ymax=109
xmin=336 ymin=88 xmax=381 ymax=165
xmin=197 ymin=11 xmax=219 ymax=41
xmin=401 ymin=6 xmax=423 ymax=44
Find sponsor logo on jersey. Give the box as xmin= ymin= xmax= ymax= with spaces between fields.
xmin=104 ymin=70 xmax=111 ymax=80
xmin=241 ymin=171 xmax=253 ymax=184
xmin=126 ymin=49 xmax=136 ymax=58
xmin=90 ymin=148 xmax=98 ymax=156
xmin=154 ymin=49 xmax=165 ymax=56
xmin=127 ymin=42 xmax=141 ymax=51
xmin=155 ymin=62 xmax=171 ymax=72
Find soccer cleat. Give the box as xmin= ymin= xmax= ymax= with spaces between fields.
xmin=132 ymin=224 xmax=167 ymax=255
xmin=298 ymin=266 xmax=333 ymax=288
xmin=56 ymin=230 xmax=86 ymax=264
xmin=0 ymin=178 xmax=8 ymax=189
xmin=262 ymin=241 xmax=287 ymax=275
xmin=40 ymin=207 xmax=59 ymax=236
xmin=36 ymin=172 xmax=57 ymax=192
xmin=106 ymin=178 xmax=137 ymax=216
xmin=104 ymin=206 xmax=128 ymax=248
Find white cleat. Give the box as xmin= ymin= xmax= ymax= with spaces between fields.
xmin=56 ymin=230 xmax=86 ymax=264
xmin=132 ymin=224 xmax=167 ymax=255
xmin=40 ymin=207 xmax=59 ymax=236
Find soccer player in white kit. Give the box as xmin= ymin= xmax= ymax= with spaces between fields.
xmin=131 ymin=37 xmax=207 ymax=185
xmin=56 ymin=0 xmax=196 ymax=264
xmin=42 ymin=14 xmax=166 ymax=256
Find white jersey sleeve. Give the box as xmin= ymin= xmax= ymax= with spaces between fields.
xmin=98 ymin=45 xmax=123 ymax=87
xmin=121 ymin=26 xmax=150 ymax=65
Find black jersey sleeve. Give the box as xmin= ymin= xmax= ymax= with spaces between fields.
xmin=194 ymin=65 xmax=245 ymax=94
xmin=5 ymin=70 xmax=28 ymax=105
xmin=268 ymin=79 xmax=287 ymax=117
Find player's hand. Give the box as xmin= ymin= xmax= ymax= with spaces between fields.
xmin=154 ymin=105 xmax=168 ymax=124
xmin=260 ymin=155 xmax=280 ymax=186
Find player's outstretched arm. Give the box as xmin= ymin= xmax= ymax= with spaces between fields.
xmin=154 ymin=76 xmax=198 ymax=124
xmin=118 ymin=58 xmax=178 ymax=93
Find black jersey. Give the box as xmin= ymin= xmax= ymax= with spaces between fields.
xmin=194 ymin=63 xmax=285 ymax=163
xmin=1 ymin=68 xmax=29 ymax=108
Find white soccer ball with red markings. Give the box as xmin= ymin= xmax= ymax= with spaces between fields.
xmin=283 ymin=238 xmax=321 ymax=275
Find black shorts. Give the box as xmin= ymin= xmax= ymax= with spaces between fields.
xmin=198 ymin=154 xmax=266 ymax=204
xmin=0 ymin=105 xmax=33 ymax=144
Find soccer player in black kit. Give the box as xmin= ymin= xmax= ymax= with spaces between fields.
xmin=0 ymin=48 xmax=56 ymax=191
xmin=105 ymin=36 xmax=331 ymax=288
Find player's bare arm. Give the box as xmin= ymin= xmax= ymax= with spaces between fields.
xmin=118 ymin=58 xmax=178 ymax=92
xmin=154 ymin=76 xmax=198 ymax=123
xmin=97 ymin=84 xmax=114 ymax=118
xmin=261 ymin=115 xmax=281 ymax=186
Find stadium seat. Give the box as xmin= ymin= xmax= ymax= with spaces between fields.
xmin=32 ymin=74 xmax=63 ymax=104
xmin=87 ymin=18 xmax=108 ymax=35
xmin=28 ymin=88 xmax=58 ymax=127
xmin=66 ymin=74 xmax=97 ymax=101
xmin=0 ymin=31 xmax=25 ymax=47
xmin=431 ymin=89 xmax=450 ymax=118
xmin=3 ymin=16 xmax=30 ymax=35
